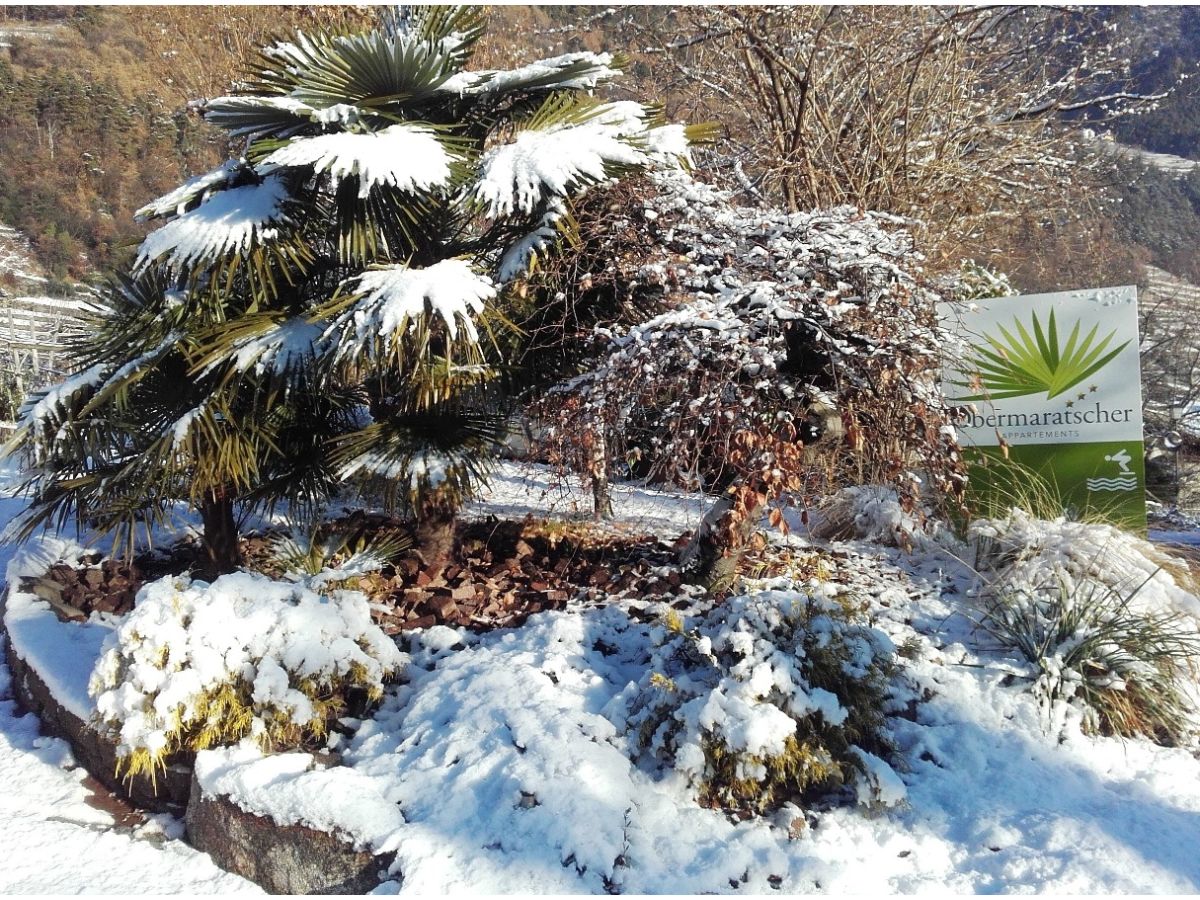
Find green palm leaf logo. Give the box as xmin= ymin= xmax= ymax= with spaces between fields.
xmin=954 ymin=309 xmax=1129 ymax=401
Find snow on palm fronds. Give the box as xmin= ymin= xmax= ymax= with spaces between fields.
xmin=134 ymin=160 xmax=246 ymax=221
xmin=265 ymin=521 xmax=412 ymax=586
xmin=258 ymin=124 xmax=457 ymax=198
xmin=612 ymin=585 xmax=906 ymax=814
xmin=210 ymin=317 xmax=325 ymax=378
xmin=439 ymin=50 xmax=623 ymax=95
xmin=14 ymin=6 xmax=708 ymax=564
xmin=89 ymin=572 xmax=406 ymax=782
xmin=135 ymin=175 xmax=293 ymax=272
xmin=474 ymin=98 xmax=684 ymax=218
xmin=329 ymin=259 xmax=495 ymax=356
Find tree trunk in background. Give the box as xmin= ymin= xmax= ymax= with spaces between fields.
xmin=200 ymin=490 xmax=242 ymax=575
xmin=592 ymin=473 xmax=614 ymax=521
xmin=590 ymin=426 xmax=613 ymax=521
xmin=679 ymin=484 xmax=764 ymax=594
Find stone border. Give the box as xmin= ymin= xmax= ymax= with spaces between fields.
xmin=2 ymin=587 xmax=396 ymax=894
xmin=186 ymin=772 xmax=396 ymax=894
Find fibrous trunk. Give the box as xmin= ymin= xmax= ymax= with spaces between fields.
xmin=415 ymin=492 xmax=458 ymax=576
xmin=200 ymin=490 xmax=242 ymax=575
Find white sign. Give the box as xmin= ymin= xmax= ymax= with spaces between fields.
xmin=939 ymin=286 xmax=1143 ymax=448
xmin=938 ymin=285 xmax=1146 ymax=528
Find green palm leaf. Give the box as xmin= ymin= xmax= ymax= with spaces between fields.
xmin=954 ymin=309 xmax=1129 ymax=401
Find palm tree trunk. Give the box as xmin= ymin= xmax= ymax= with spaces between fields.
xmin=415 ymin=492 xmax=458 ymax=575
xmin=200 ymin=490 xmax=242 ymax=575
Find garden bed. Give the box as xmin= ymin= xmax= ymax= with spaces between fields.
xmin=1 ymin=550 xmax=398 ymax=894
xmin=7 ymin=480 xmax=1200 ymax=894
xmin=24 ymin=515 xmax=688 ymax=637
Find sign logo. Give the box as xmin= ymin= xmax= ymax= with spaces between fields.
xmin=953 ymin=309 xmax=1130 ymax=401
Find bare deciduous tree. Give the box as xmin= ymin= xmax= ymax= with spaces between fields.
xmin=617 ymin=6 xmax=1175 ymax=266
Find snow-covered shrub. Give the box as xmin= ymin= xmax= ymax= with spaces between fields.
xmin=969 ymin=509 xmax=1200 ymax=617
xmin=809 ymin=485 xmax=930 ymax=548
xmin=977 ymin=569 xmax=1200 ymax=745
xmin=939 ymin=259 xmax=1014 ymax=302
xmin=615 ymin=586 xmax=906 ymax=814
xmin=536 ymin=171 xmax=965 ymax=522
xmin=89 ymin=572 xmax=405 ymax=781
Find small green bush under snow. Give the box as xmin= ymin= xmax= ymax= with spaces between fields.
xmin=89 ymin=572 xmax=406 ymax=780
xmin=615 ymin=585 xmax=906 ymax=814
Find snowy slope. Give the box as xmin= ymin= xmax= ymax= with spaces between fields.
xmin=1084 ymin=131 xmax=1200 ymax=177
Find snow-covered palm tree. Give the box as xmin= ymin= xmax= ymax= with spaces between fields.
xmin=11 ymin=6 xmax=707 ymax=573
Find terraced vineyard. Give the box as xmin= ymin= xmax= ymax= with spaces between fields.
xmin=0 ymin=222 xmax=90 ymax=424
xmin=1141 ymin=265 xmax=1200 ymax=427
xmin=0 ymin=289 xmax=87 ymax=357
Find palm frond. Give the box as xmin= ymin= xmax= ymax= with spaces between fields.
xmin=954 ymin=310 xmax=1130 ymax=401
xmin=333 ymin=405 xmax=505 ymax=510
xmin=250 ymin=28 xmax=460 ymax=112
xmin=385 ymin=5 xmax=487 ymax=67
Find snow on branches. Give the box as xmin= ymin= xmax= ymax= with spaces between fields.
xmin=535 ymin=171 xmax=966 ymax=526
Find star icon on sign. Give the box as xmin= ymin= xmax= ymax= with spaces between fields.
xmin=1077 ymin=393 xmax=1086 ymax=401
xmin=1089 ymin=385 xmax=1098 ymax=393
xmin=1066 ymin=400 xmax=1075 ymax=408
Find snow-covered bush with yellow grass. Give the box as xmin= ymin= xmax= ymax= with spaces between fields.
xmin=88 ymin=572 xmax=405 ymax=779
xmin=614 ymin=585 xmax=906 ymax=814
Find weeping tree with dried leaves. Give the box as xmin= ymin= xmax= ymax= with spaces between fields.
xmin=10 ymin=6 xmax=705 ymax=574
xmin=536 ymin=175 xmax=967 ymax=589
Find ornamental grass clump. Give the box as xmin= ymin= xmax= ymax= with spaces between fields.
xmin=978 ymin=569 xmax=1200 ymax=745
xmin=88 ymin=572 xmax=405 ymax=783
xmin=617 ymin=586 xmax=906 ymax=815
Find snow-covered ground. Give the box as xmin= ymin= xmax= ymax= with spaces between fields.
xmin=4 ymin=463 xmax=1200 ymax=893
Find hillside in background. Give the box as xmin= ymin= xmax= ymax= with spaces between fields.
xmin=0 ymin=6 xmax=378 ymax=280
xmin=0 ymin=5 xmax=1196 ymax=289
xmin=1111 ymin=6 xmax=1200 ymax=160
